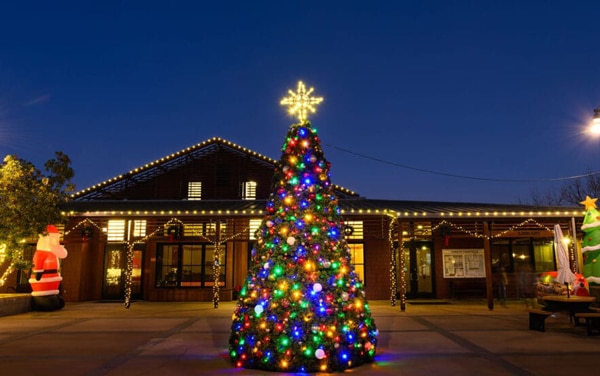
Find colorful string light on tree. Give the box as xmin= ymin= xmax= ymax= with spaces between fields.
xmin=229 ymin=82 xmax=377 ymax=372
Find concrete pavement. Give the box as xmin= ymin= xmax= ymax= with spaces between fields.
xmin=0 ymin=299 xmax=598 ymax=376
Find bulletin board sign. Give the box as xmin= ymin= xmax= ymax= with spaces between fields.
xmin=443 ymin=249 xmax=485 ymax=278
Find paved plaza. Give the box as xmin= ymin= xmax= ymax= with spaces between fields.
xmin=0 ymin=299 xmax=598 ymax=376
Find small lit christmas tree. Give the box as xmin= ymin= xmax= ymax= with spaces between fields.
xmin=580 ymin=196 xmax=600 ymax=285
xmin=229 ymin=82 xmax=378 ymax=373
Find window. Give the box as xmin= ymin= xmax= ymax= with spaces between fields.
xmin=183 ymin=222 xmax=227 ymax=237
xmin=205 ymin=222 xmax=217 ymax=236
xmin=344 ymin=221 xmax=364 ymax=240
xmin=157 ymin=244 xmax=178 ymax=286
xmin=188 ymin=181 xmax=202 ymax=200
xmin=181 ymin=244 xmax=203 ymax=287
xmin=107 ymin=220 xmax=126 ymax=241
xmin=347 ymin=243 xmax=365 ymax=283
xmin=249 ymin=219 xmax=262 ymax=240
xmin=155 ymin=243 xmax=226 ymax=288
xmin=533 ymin=239 xmax=554 ymax=272
xmin=242 ymin=181 xmax=257 ymax=200
xmin=183 ymin=223 xmax=203 ymax=237
xmin=132 ymin=220 xmax=146 ymax=237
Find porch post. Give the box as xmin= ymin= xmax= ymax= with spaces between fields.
xmin=398 ymin=221 xmax=406 ymax=312
xmin=483 ymin=221 xmax=494 ymax=310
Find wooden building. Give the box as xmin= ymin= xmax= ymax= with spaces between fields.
xmin=10 ymin=137 xmax=584 ymax=308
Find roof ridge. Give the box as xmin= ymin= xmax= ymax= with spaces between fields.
xmin=71 ymin=137 xmax=357 ymax=200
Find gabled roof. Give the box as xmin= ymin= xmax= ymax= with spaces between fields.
xmin=71 ymin=137 xmax=359 ymax=200
xmin=65 ymin=137 xmax=582 ymax=220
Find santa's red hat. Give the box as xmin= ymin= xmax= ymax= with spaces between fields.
xmin=46 ymin=225 xmax=60 ymax=234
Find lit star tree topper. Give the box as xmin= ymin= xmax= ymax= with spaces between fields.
xmin=229 ymin=83 xmax=378 ymax=373
xmin=280 ymin=81 xmax=324 ymax=123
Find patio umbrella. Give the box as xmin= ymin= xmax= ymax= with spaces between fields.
xmin=554 ymin=224 xmax=577 ymax=297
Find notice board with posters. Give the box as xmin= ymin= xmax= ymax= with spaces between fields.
xmin=443 ymin=249 xmax=485 ymax=278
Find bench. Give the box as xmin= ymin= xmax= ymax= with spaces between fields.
xmin=574 ymin=312 xmax=600 ymax=336
xmin=528 ymin=309 xmax=553 ymax=332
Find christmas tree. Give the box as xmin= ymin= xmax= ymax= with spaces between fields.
xmin=229 ymin=82 xmax=378 ymax=373
xmin=580 ymin=196 xmax=600 ymax=285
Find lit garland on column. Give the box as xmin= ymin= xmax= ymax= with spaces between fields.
xmin=121 ymin=218 xmax=184 ymax=308
xmin=388 ymin=215 xmax=398 ymax=306
xmin=398 ymin=234 xmax=406 ymax=312
xmin=192 ymin=224 xmax=249 ymax=308
xmin=120 ymin=218 xmax=186 ymax=309
xmin=213 ymin=244 xmax=221 ymax=308
xmin=229 ymin=82 xmax=378 ymax=373
xmin=124 ymin=243 xmax=135 ymax=308
xmin=116 ymin=218 xmax=249 ymax=309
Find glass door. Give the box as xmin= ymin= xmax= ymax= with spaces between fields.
xmin=102 ymin=244 xmax=144 ymax=300
xmin=403 ymin=241 xmax=434 ymax=298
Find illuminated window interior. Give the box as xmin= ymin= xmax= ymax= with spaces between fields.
xmin=347 ymin=243 xmax=365 ymax=283
xmin=182 ymin=222 xmax=227 ymax=237
xmin=132 ymin=220 xmax=146 ymax=237
xmin=188 ymin=181 xmax=202 ymax=200
xmin=205 ymin=222 xmax=217 ymax=235
xmin=344 ymin=221 xmax=364 ymax=240
xmin=184 ymin=223 xmax=203 ymax=237
xmin=107 ymin=220 xmax=126 ymax=241
xmin=249 ymin=219 xmax=261 ymax=240
xmin=242 ymin=181 xmax=257 ymax=200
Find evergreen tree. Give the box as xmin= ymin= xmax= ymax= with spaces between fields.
xmin=0 ymin=152 xmax=74 ymax=274
xmin=229 ymin=119 xmax=378 ymax=372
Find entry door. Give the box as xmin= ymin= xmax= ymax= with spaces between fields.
xmin=403 ymin=241 xmax=434 ymax=298
xmin=102 ymin=245 xmax=144 ymax=300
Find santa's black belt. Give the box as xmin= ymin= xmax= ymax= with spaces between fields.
xmin=39 ymin=269 xmax=58 ymax=274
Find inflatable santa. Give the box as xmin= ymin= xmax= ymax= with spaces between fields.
xmin=29 ymin=225 xmax=68 ymax=311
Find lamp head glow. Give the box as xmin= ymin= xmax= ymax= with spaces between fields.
xmin=591 ymin=107 xmax=600 ymax=136
xmin=280 ymin=81 xmax=323 ymax=123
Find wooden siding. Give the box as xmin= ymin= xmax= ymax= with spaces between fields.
xmin=111 ymin=149 xmax=275 ymax=200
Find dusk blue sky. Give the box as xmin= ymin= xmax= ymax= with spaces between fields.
xmin=1 ymin=1 xmax=600 ymax=205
